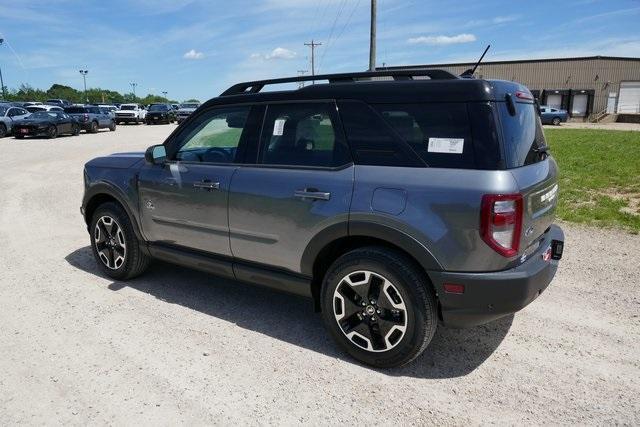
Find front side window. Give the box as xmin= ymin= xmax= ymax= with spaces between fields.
xmin=174 ymin=107 xmax=250 ymax=164
xmin=259 ymin=102 xmax=349 ymax=167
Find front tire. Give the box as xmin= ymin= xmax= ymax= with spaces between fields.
xmin=72 ymin=124 xmax=80 ymax=136
xmin=90 ymin=121 xmax=99 ymax=133
xmin=90 ymin=202 xmax=150 ymax=280
xmin=0 ymin=123 xmax=7 ymax=138
xmin=109 ymin=120 xmax=116 ymax=131
xmin=552 ymin=117 xmax=561 ymax=126
xmin=321 ymin=247 xmax=438 ymax=368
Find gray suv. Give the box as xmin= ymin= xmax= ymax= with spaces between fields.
xmin=81 ymin=70 xmax=564 ymax=368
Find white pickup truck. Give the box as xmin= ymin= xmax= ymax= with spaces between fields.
xmin=115 ymin=104 xmax=147 ymax=124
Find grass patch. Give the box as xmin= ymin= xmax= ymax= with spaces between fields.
xmin=545 ymin=128 xmax=640 ymax=232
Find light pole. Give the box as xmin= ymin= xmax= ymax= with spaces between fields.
xmin=79 ymin=69 xmax=88 ymax=103
xmin=0 ymin=38 xmax=6 ymax=100
xmin=162 ymin=91 xmax=167 ymax=100
xmin=130 ymin=82 xmax=137 ymax=100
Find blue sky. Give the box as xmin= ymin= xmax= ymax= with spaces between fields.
xmin=1 ymin=0 xmax=639 ymax=101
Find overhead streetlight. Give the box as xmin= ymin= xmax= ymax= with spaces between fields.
xmin=79 ymin=69 xmax=88 ymax=103
xmin=162 ymin=91 xmax=167 ymax=99
xmin=130 ymin=82 xmax=137 ymax=99
xmin=0 ymin=38 xmax=6 ymax=100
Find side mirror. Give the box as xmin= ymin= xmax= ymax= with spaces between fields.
xmin=145 ymin=144 xmax=167 ymax=165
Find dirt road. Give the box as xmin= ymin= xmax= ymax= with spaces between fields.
xmin=1 ymin=125 xmax=638 ymax=424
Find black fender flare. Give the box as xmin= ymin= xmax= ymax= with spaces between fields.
xmin=82 ymin=181 xmax=145 ymax=242
xmin=300 ymin=220 xmax=443 ymax=277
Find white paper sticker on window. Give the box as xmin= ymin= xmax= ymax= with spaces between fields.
xmin=427 ymin=137 xmax=464 ymax=154
xmin=273 ymin=119 xmax=286 ymax=136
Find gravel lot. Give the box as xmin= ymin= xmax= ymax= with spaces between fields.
xmin=1 ymin=125 xmax=639 ymax=425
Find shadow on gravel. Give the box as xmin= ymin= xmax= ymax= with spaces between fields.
xmin=66 ymin=246 xmax=512 ymax=379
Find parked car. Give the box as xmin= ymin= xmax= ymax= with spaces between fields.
xmin=98 ymin=105 xmax=117 ymax=120
xmin=146 ymin=103 xmax=176 ymax=124
xmin=12 ymin=111 xmax=80 ymax=139
xmin=45 ymin=99 xmax=72 ymax=108
xmin=539 ymin=106 xmax=568 ymax=125
xmin=176 ymin=102 xmax=201 ymax=123
xmin=115 ymin=104 xmax=147 ymax=124
xmin=22 ymin=101 xmax=43 ymax=107
xmin=80 ymin=70 xmax=564 ymax=368
xmin=0 ymin=105 xmax=30 ymax=138
xmin=25 ymin=105 xmax=64 ymax=113
xmin=64 ymin=105 xmax=116 ymax=133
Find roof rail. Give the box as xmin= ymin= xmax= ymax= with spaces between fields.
xmin=220 ymin=69 xmax=458 ymax=96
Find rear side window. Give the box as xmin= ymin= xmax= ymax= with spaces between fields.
xmin=259 ymin=102 xmax=350 ymax=168
xmin=498 ymin=102 xmax=547 ymax=168
xmin=337 ymin=101 xmax=423 ymax=167
xmin=374 ymin=103 xmax=478 ymax=169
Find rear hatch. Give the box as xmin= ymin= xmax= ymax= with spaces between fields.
xmin=496 ymin=93 xmax=558 ymax=255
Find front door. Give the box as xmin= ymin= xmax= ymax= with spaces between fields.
xmin=229 ymin=101 xmax=354 ymax=273
xmin=138 ymin=105 xmax=253 ymax=256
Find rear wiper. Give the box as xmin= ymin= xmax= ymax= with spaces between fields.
xmin=533 ymin=144 xmax=550 ymax=154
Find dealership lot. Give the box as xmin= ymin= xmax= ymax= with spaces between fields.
xmin=0 ymin=125 xmax=638 ymax=424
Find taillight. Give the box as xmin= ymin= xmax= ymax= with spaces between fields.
xmin=480 ymin=194 xmax=523 ymax=257
xmin=83 ymin=113 xmax=89 ymax=122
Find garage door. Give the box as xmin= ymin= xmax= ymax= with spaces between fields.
xmin=571 ymin=94 xmax=588 ymax=116
xmin=617 ymin=81 xmax=640 ymax=113
xmin=546 ymin=94 xmax=562 ymax=109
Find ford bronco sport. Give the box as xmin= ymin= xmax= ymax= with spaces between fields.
xmin=81 ymin=70 xmax=564 ymax=368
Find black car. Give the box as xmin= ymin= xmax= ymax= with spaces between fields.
xmin=146 ymin=104 xmax=177 ymax=124
xmin=13 ymin=111 xmax=80 ymax=139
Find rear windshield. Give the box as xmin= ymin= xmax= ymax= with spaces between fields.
xmin=149 ymin=105 xmax=169 ymax=112
xmin=65 ymin=107 xmax=86 ymax=114
xmin=498 ymin=102 xmax=547 ymax=168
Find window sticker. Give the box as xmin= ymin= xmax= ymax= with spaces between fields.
xmin=273 ymin=119 xmax=286 ymax=136
xmin=427 ymin=137 xmax=464 ymax=154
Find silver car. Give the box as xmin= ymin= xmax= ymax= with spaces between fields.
xmin=0 ymin=105 xmax=30 ymax=137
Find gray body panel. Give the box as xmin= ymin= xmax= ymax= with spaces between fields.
xmin=228 ymin=166 xmax=354 ymax=273
xmin=137 ymin=162 xmax=236 ymax=256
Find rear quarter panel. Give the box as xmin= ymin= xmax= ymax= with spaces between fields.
xmin=350 ymin=165 xmax=521 ymax=272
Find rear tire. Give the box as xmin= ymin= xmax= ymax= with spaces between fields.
xmin=552 ymin=117 xmax=561 ymax=126
xmin=72 ymin=124 xmax=80 ymax=136
xmin=320 ymin=246 xmax=438 ymax=368
xmin=89 ymin=202 xmax=149 ymax=280
xmin=15 ymin=133 xmax=24 ymax=139
xmin=47 ymin=125 xmax=58 ymax=139
xmin=0 ymin=123 xmax=7 ymax=138
xmin=90 ymin=121 xmax=99 ymax=133
xmin=109 ymin=120 xmax=116 ymax=131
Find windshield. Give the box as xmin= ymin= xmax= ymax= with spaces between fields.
xmin=149 ymin=104 xmax=168 ymax=112
xmin=120 ymin=105 xmax=136 ymax=110
xmin=180 ymin=103 xmax=199 ymax=109
xmin=30 ymin=112 xmax=56 ymax=119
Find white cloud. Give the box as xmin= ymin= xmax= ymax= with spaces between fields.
xmin=408 ymin=33 xmax=477 ymax=45
xmin=183 ymin=49 xmax=204 ymax=60
xmin=266 ymin=47 xmax=297 ymax=60
xmin=250 ymin=47 xmax=297 ymax=60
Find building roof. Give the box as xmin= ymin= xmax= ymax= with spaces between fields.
xmin=377 ymin=55 xmax=640 ymax=70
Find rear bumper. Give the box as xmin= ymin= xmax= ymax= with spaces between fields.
xmin=429 ymin=224 xmax=564 ymax=328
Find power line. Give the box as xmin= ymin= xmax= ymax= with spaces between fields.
xmin=317 ymin=0 xmax=348 ymax=73
xmin=323 ymin=0 xmax=362 ymax=70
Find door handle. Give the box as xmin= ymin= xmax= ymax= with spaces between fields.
xmin=193 ymin=180 xmax=220 ymax=190
xmin=294 ymin=189 xmax=331 ymax=201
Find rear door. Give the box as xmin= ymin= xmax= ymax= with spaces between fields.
xmin=497 ymin=100 xmax=558 ymax=252
xmin=138 ymin=105 xmax=255 ymax=256
xmin=228 ymin=101 xmax=354 ymax=274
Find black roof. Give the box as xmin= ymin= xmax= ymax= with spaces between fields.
xmin=206 ymin=70 xmax=526 ymax=108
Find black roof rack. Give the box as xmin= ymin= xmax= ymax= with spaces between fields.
xmin=220 ymin=69 xmax=459 ymax=96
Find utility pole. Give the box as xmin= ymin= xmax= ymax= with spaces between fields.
xmin=304 ymin=39 xmax=322 ymax=80
xmin=0 ymin=38 xmax=6 ymax=100
xmin=79 ymin=69 xmax=88 ymax=103
xmin=369 ymin=0 xmax=377 ymax=71
xmin=297 ymin=70 xmax=307 ymax=88
xmin=161 ymin=90 xmax=167 ymax=100
xmin=130 ymin=82 xmax=137 ymax=100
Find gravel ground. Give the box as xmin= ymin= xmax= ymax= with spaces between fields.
xmin=1 ymin=125 xmax=639 ymax=425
